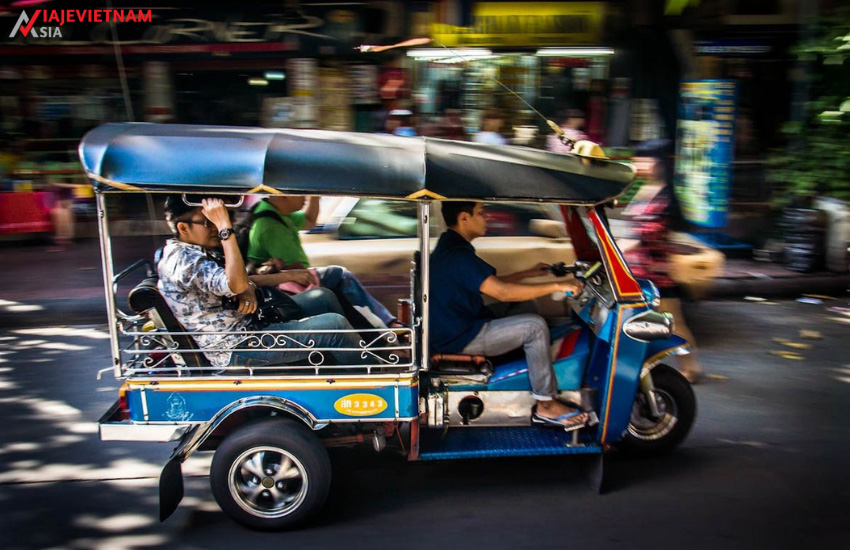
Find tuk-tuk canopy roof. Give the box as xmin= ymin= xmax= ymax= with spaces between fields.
xmin=79 ymin=123 xmax=635 ymax=204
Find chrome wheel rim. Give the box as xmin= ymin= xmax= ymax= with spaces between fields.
xmin=628 ymin=389 xmax=678 ymax=441
xmin=228 ymin=446 xmax=308 ymax=518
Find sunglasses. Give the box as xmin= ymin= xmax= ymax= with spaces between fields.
xmin=184 ymin=218 xmax=214 ymax=229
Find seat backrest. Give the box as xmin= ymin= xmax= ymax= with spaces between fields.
xmin=128 ymin=277 xmax=206 ymax=369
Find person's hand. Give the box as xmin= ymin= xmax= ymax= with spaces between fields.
xmin=235 ymin=285 xmax=258 ymax=315
xmin=558 ymin=280 xmax=584 ymax=297
xmin=282 ymin=269 xmax=315 ymax=286
xmin=201 ymin=198 xmax=232 ymax=230
xmin=257 ymin=258 xmax=284 ymax=274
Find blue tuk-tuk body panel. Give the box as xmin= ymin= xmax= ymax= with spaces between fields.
xmin=123 ymin=376 xmax=419 ymax=423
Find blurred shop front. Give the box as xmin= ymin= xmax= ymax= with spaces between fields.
xmin=0 ymin=1 xmax=406 ymax=236
xmin=406 ymin=1 xmax=616 ymax=145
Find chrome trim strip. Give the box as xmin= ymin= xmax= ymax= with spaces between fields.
xmin=140 ymin=387 xmax=149 ymax=422
xmin=100 ymin=422 xmax=192 ymax=442
xmin=171 ymin=396 xmax=326 ymax=465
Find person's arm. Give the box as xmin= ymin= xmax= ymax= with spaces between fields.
xmin=479 ymin=275 xmax=582 ymax=302
xmin=500 ymin=262 xmax=551 ymax=283
xmin=201 ymin=198 xmax=250 ymax=295
xmin=301 ymin=196 xmax=320 ymax=230
xmin=249 ymin=269 xmax=315 ymax=287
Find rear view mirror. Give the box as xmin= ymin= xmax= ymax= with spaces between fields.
xmin=530 ymin=219 xmax=567 ymax=239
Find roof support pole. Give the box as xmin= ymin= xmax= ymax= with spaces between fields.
xmin=418 ymin=201 xmax=431 ymax=371
xmin=96 ymin=192 xmax=122 ymax=378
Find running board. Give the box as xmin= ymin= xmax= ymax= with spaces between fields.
xmin=418 ymin=426 xmax=602 ymax=461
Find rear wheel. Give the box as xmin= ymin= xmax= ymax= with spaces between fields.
xmin=210 ymin=419 xmax=331 ymax=531
xmin=618 ymin=363 xmax=696 ymax=455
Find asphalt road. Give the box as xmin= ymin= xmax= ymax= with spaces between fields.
xmin=0 ymin=300 xmax=848 ymax=550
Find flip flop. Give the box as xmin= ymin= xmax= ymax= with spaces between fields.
xmin=531 ymin=407 xmax=590 ymax=432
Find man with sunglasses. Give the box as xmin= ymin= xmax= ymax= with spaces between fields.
xmin=158 ymin=195 xmax=364 ymax=369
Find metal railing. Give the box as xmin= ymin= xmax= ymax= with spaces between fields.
xmin=118 ymin=324 xmax=416 ymax=378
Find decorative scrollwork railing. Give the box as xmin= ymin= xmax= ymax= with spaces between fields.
xmin=119 ymin=325 xmax=415 ymax=378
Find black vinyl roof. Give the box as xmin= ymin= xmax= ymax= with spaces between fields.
xmin=79 ymin=123 xmax=635 ymax=204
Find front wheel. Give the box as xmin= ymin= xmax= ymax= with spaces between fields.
xmin=210 ymin=419 xmax=331 ymax=531
xmin=617 ymin=363 xmax=696 ymax=456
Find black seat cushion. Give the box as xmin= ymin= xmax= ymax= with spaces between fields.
xmin=128 ymin=277 xmax=206 ymax=369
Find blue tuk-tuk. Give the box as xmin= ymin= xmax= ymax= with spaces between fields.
xmin=83 ymin=123 xmax=695 ymax=531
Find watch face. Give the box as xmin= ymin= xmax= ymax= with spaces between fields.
xmin=218 ymin=228 xmax=234 ymax=240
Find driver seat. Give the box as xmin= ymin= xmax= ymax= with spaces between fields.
xmin=430 ymin=353 xmax=493 ymax=375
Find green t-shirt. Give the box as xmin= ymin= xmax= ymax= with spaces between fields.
xmin=246 ymin=200 xmax=311 ymax=267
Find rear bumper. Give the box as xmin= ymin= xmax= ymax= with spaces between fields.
xmin=98 ymin=400 xmax=194 ymax=442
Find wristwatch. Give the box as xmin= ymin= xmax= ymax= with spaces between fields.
xmin=218 ymin=227 xmax=234 ymax=241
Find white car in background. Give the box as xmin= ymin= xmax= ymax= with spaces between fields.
xmin=299 ymin=198 xmax=724 ymax=315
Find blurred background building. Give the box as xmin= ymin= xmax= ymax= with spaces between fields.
xmin=0 ymin=0 xmax=847 ymax=271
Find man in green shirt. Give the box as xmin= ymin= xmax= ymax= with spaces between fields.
xmin=247 ymin=195 xmax=400 ymax=328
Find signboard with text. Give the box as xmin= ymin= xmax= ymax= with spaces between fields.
xmin=674 ymin=80 xmax=737 ymax=228
xmin=432 ymin=2 xmax=605 ymax=48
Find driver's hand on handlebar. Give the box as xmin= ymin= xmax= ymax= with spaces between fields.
xmin=235 ymin=285 xmax=258 ymax=315
xmin=557 ymin=280 xmax=584 ymax=297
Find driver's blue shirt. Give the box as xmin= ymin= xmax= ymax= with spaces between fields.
xmin=429 ymin=229 xmax=496 ymax=353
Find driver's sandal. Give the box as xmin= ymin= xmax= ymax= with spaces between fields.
xmin=531 ymin=406 xmax=595 ymax=432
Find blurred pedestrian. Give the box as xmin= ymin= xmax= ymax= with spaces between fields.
xmin=48 ymin=178 xmax=76 ymax=252
xmin=472 ymin=110 xmax=507 ymax=145
xmin=623 ymin=140 xmax=702 ymax=383
xmin=386 ymin=109 xmax=417 ymax=137
xmin=441 ymin=109 xmax=467 ymax=141
xmin=546 ymin=109 xmax=587 ymax=154
xmin=585 ymin=79 xmax=607 ymax=144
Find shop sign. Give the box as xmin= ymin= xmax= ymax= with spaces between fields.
xmin=695 ymin=39 xmax=772 ymax=56
xmin=674 ymin=80 xmax=737 ymax=228
xmin=432 ymin=2 xmax=605 ymax=48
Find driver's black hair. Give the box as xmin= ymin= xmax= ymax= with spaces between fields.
xmin=163 ymin=194 xmax=227 ymax=235
xmin=441 ymin=201 xmax=477 ymax=227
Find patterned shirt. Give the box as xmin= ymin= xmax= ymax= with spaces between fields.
xmin=157 ymin=239 xmax=250 ymax=367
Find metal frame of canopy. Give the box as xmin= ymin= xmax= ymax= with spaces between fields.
xmin=80 ymin=123 xmax=636 ymax=378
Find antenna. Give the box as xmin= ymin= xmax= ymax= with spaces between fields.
xmin=356 ymin=37 xmax=576 ymax=148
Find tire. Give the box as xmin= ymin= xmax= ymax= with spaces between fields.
xmin=210 ymin=419 xmax=331 ymax=531
xmin=618 ymin=363 xmax=696 ymax=456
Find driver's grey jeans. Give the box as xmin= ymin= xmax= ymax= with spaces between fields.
xmin=460 ymin=302 xmax=557 ymax=400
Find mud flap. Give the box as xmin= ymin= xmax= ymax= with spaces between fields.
xmin=158 ymin=424 xmax=201 ymax=522
xmin=581 ymin=452 xmax=606 ymax=494
xmin=159 ymin=456 xmax=184 ymax=522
